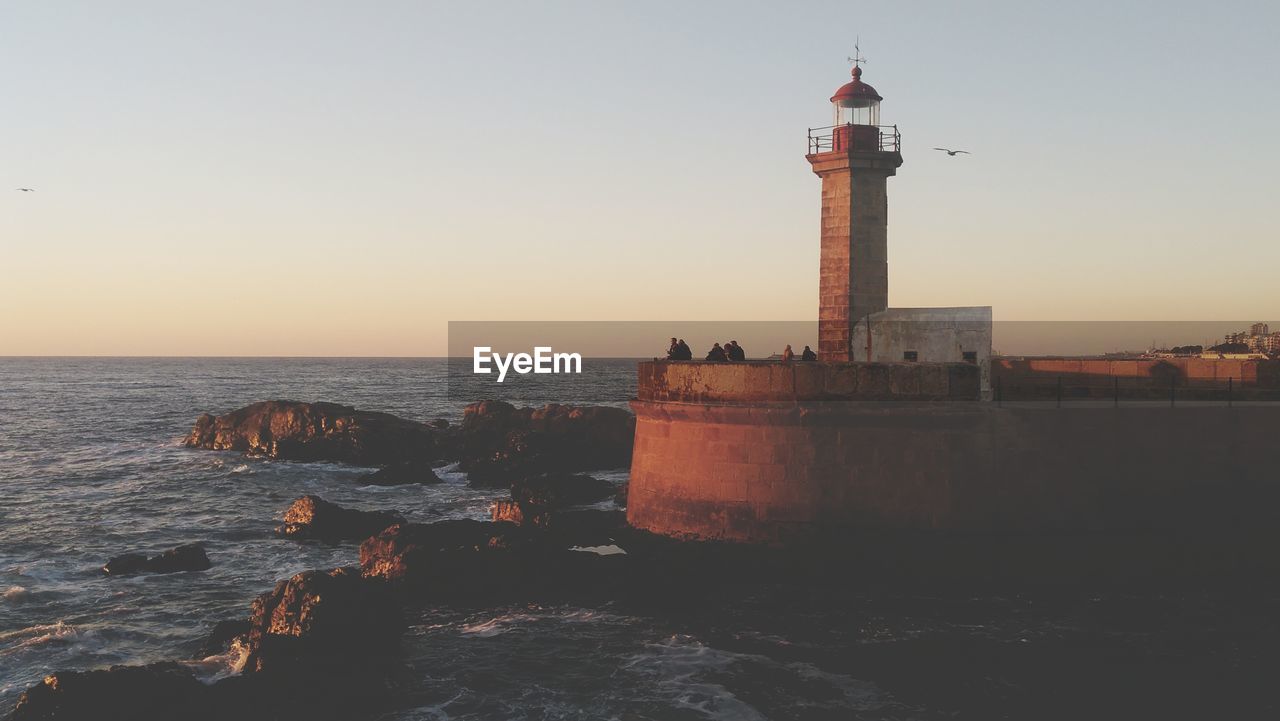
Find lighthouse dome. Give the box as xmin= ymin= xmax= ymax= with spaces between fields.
xmin=830 ymin=66 xmax=882 ymax=108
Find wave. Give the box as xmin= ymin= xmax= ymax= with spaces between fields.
xmin=0 ymin=621 xmax=78 ymax=654
xmin=188 ymin=637 xmax=252 ymax=682
xmin=2 ymin=586 xmax=29 ymax=602
xmin=456 ymin=607 xmax=612 ymax=638
xmin=620 ymin=637 xmax=771 ymax=721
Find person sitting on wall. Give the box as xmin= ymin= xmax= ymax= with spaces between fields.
xmin=728 ymin=340 xmax=746 ymax=361
xmin=666 ymin=337 xmax=680 ymax=360
xmin=781 ymin=344 xmax=794 ymax=362
xmin=676 ymin=339 xmax=692 ymax=360
xmin=705 ymin=343 xmax=728 ymax=362
xmin=801 ymin=345 xmax=817 ymax=361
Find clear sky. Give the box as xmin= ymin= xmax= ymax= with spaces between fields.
xmin=2 ymin=0 xmax=1277 ymax=356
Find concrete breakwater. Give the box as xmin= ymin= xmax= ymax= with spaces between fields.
xmin=628 ymin=360 xmax=1280 ymax=543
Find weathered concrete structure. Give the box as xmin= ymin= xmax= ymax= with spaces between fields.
xmin=628 ymin=363 xmax=1280 ymax=542
xmin=851 ymin=307 xmax=993 ymax=398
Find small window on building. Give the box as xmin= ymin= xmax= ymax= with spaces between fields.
xmin=903 ymin=351 xmax=918 ymax=362
xmin=963 ymin=351 xmax=978 ymax=363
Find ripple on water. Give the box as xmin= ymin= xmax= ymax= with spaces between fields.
xmin=0 ymin=358 xmax=637 ymax=713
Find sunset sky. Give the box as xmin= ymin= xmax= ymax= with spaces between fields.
xmin=2 ymin=1 xmax=1277 ymax=356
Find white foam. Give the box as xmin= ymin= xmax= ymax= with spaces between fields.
xmin=455 ymin=607 xmax=612 ymax=638
xmin=2 ymin=586 xmax=29 ymax=601
xmin=0 ymin=621 xmax=78 ymax=652
xmin=187 ymin=637 xmax=252 ymax=682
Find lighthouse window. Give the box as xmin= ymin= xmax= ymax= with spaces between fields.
xmin=963 ymin=351 xmax=978 ymax=363
xmin=903 ymin=351 xmax=918 ymax=362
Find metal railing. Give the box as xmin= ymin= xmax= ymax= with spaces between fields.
xmin=807 ymin=124 xmax=900 ymax=154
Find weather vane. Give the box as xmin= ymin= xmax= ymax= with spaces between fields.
xmin=847 ymin=37 xmax=867 ymax=68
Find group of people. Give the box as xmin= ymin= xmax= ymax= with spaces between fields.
xmin=703 ymin=340 xmax=747 ymax=362
xmin=780 ymin=344 xmax=819 ymax=362
xmin=666 ymin=338 xmax=817 ymax=363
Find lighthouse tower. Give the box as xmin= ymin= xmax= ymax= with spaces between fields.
xmin=806 ymin=63 xmax=903 ymax=362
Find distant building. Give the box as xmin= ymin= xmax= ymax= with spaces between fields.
xmin=1221 ymin=324 xmax=1278 ymax=356
xmin=1262 ymin=333 xmax=1280 ymax=355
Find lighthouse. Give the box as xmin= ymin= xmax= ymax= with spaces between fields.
xmin=806 ymin=62 xmax=903 ymax=362
xmin=624 ymin=55 xmax=993 ymax=545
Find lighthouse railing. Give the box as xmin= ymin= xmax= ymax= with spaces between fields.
xmin=807 ymin=124 xmax=900 ymax=154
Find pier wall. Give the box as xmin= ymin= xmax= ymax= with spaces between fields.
xmin=627 ymin=361 xmax=1280 ymax=543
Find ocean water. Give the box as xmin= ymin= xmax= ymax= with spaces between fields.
xmin=0 ymin=358 xmax=634 ymax=709
xmin=1 ymin=358 xmax=1276 ymax=719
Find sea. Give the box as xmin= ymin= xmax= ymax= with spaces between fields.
xmin=1 ymin=358 xmax=1276 ymax=720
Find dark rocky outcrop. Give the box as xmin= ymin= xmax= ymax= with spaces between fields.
xmin=356 ymin=461 xmax=442 ymax=486
xmin=358 ymin=520 xmax=534 ymax=583
xmin=511 ymin=472 xmax=616 ymax=508
xmin=183 ymin=400 xmax=635 ymax=481
xmin=275 ymin=496 xmax=404 ymax=542
xmin=492 ymin=504 xmax=627 ymax=548
xmin=491 ymin=472 xmax=623 ymax=546
xmin=4 ymin=662 xmax=213 ymax=721
xmin=456 ymin=401 xmax=634 ymax=485
xmin=103 ymin=544 xmax=211 ymax=575
xmin=357 ymin=520 xmax=633 ymax=604
xmin=195 ymin=619 xmax=250 ymax=659
xmin=241 ymin=567 xmax=403 ymax=675
xmin=183 ymin=400 xmax=442 ymax=465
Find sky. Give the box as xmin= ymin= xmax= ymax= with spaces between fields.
xmin=1 ymin=0 xmax=1277 ymax=356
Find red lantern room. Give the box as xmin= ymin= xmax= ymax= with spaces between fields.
xmin=831 ymin=65 xmax=881 ymax=125
xmin=829 ymin=65 xmax=885 ymax=152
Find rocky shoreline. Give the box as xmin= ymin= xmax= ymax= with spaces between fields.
xmin=6 ymin=399 xmax=648 ymax=721
xmin=9 ymin=399 xmax=1280 ymax=720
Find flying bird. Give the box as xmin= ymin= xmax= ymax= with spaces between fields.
xmin=16 ymin=187 xmax=35 ymax=192
xmin=932 ymin=148 xmax=970 ymax=156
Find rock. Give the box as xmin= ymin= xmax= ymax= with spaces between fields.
xmin=101 ymin=553 xmax=148 ymax=575
xmin=490 ymin=474 xmax=617 ymax=537
xmin=540 ymin=509 xmax=627 ymax=546
xmin=457 ymin=402 xmax=634 ymax=484
xmin=241 ymin=567 xmax=402 ymax=675
xmin=356 ymin=461 xmax=442 ymax=486
xmin=490 ymin=499 xmax=526 ymax=524
xmin=490 ymin=504 xmax=627 ymax=548
xmin=357 ymin=520 xmax=632 ymax=604
xmin=4 ymin=662 xmax=212 ymax=721
xmin=195 ymin=619 xmax=250 ymax=659
xmin=276 ymin=496 xmax=405 ymax=542
xmin=147 ymin=544 xmax=213 ymax=574
xmin=184 ymin=400 xmax=442 ymax=465
xmin=103 ymin=544 xmax=211 ymax=575
xmin=511 ymin=472 xmax=616 ymax=508
xmin=358 ymin=520 xmax=533 ymax=583
xmin=184 ymin=400 xmax=635 ymax=479
xmin=614 ymin=481 xmax=629 ymax=508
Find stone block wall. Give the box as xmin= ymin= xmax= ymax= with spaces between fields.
xmin=627 ymin=361 xmax=1280 ymax=543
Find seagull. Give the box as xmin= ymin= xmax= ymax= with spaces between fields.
xmin=932 ymin=148 xmax=970 ymax=156
xmin=16 ymin=187 xmax=35 ymax=192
